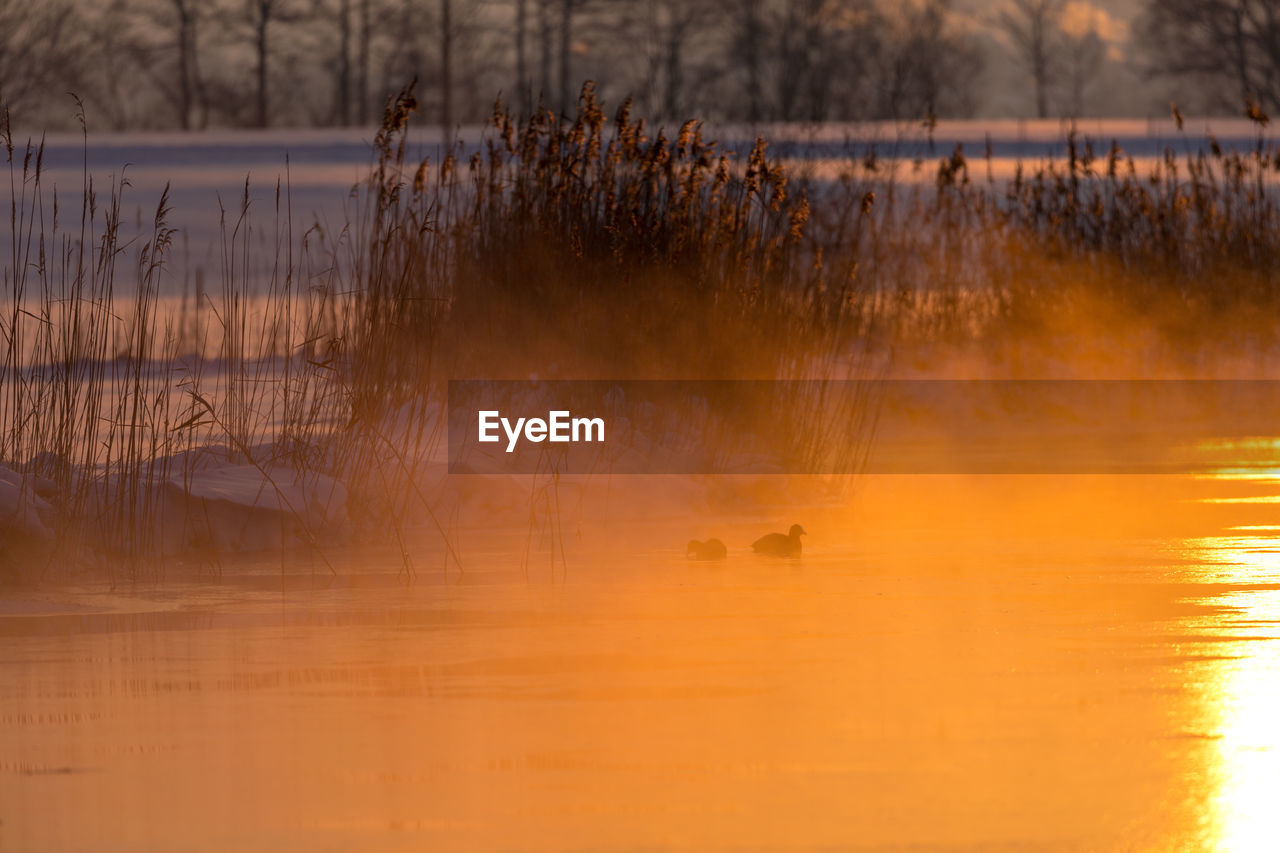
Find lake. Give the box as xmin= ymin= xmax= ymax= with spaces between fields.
xmin=2 ymin=471 xmax=1278 ymax=850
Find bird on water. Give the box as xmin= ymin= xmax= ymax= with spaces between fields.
xmin=752 ymin=524 xmax=806 ymax=557
xmin=687 ymin=538 xmax=727 ymax=560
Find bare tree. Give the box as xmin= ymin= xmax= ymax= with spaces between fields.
xmin=381 ymin=0 xmax=424 ymax=95
xmin=442 ymin=0 xmax=453 ymax=139
xmin=449 ymin=3 xmax=511 ymax=124
xmin=312 ymin=0 xmax=389 ymax=125
xmin=1140 ymin=0 xmax=1280 ymax=113
xmin=370 ymin=0 xmax=505 ymax=129
xmin=223 ymin=0 xmax=307 ymax=127
xmin=656 ymin=1 xmax=711 ymax=118
xmin=704 ymin=0 xmax=978 ymax=123
xmin=779 ymin=0 xmax=877 ymax=122
xmin=538 ymin=0 xmax=553 ymax=102
xmin=0 ymin=0 xmax=84 ymax=125
xmin=370 ymin=0 xmax=440 ymax=123
xmin=719 ymin=0 xmax=804 ymax=123
xmin=166 ymin=0 xmax=208 ymax=128
xmin=515 ymin=0 xmax=530 ymax=113
xmin=728 ymin=0 xmax=766 ymax=123
xmin=251 ymin=0 xmax=278 ymax=127
xmin=774 ymin=1 xmax=807 ymax=121
xmin=998 ymin=0 xmax=1064 ymax=119
xmin=609 ymin=0 xmax=717 ymax=119
xmin=1 ymin=0 xmax=1002 ymax=130
xmin=357 ymin=0 xmax=374 ymax=122
xmin=86 ymin=0 xmax=213 ymax=129
xmin=312 ymin=0 xmax=355 ymax=124
xmin=873 ymin=0 xmax=982 ymax=121
xmin=4 ymin=0 xmax=191 ymax=130
xmin=557 ymin=0 xmax=575 ymax=114
xmin=88 ymin=0 xmax=146 ymax=130
xmin=1063 ymin=27 xmax=1104 ymax=118
xmin=551 ymin=0 xmax=599 ymax=114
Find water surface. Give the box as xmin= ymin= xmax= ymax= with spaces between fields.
xmin=3 ymin=473 xmax=1279 ymax=850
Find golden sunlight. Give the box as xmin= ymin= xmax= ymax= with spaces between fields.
xmin=12 ymin=1 xmax=1280 ymax=846
xmin=1177 ymin=527 xmax=1280 ymax=852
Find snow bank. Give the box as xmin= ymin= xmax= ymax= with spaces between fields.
xmin=0 ymin=465 xmax=54 ymax=542
xmin=160 ymin=462 xmax=349 ymax=556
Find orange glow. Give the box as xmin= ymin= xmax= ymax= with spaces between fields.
xmin=6 ymin=471 xmax=1279 ymax=849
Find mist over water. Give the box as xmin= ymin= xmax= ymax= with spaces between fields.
xmin=8 ymin=111 xmax=1280 ymax=851
xmin=5 ymin=472 xmax=1280 ymax=850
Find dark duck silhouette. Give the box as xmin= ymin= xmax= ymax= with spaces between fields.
xmin=687 ymin=538 xmax=727 ymax=560
xmin=752 ymin=524 xmax=806 ymax=557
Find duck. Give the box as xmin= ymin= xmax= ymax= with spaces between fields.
xmin=687 ymin=538 xmax=727 ymax=560
xmin=752 ymin=524 xmax=806 ymax=557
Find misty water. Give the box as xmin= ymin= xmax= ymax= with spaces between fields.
xmin=4 ymin=469 xmax=1280 ymax=851
xmin=9 ymin=123 xmax=1280 ymax=850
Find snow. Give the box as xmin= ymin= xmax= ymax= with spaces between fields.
xmin=151 ymin=461 xmax=349 ymax=557
xmin=1 ymin=452 xmax=352 ymax=568
xmin=3 ymin=117 xmax=1276 ymax=296
xmin=0 ymin=465 xmax=53 ymax=542
xmin=179 ymin=463 xmax=343 ymax=519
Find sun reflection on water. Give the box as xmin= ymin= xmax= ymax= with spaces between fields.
xmin=1181 ymin=523 xmax=1280 ymax=852
xmin=1211 ymin=595 xmax=1280 ymax=853
xmin=1178 ymin=533 xmax=1280 ymax=583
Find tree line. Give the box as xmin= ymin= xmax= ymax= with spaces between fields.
xmin=0 ymin=0 xmax=1270 ymax=132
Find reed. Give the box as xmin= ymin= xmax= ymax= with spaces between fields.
xmin=6 ymin=84 xmax=1280 ymax=582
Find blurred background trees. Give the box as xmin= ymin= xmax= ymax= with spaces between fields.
xmin=998 ymin=0 xmax=1064 ymax=119
xmin=1139 ymin=0 xmax=1280 ymax=115
xmin=0 ymin=0 xmax=1261 ymax=131
xmin=0 ymin=0 xmax=85 ymax=124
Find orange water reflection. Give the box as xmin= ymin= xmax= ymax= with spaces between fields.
xmin=2 ymin=474 xmax=1279 ymax=850
xmin=1177 ymin=524 xmax=1280 ymax=852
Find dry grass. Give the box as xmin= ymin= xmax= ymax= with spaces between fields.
xmin=5 ymin=85 xmax=1280 ymax=581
